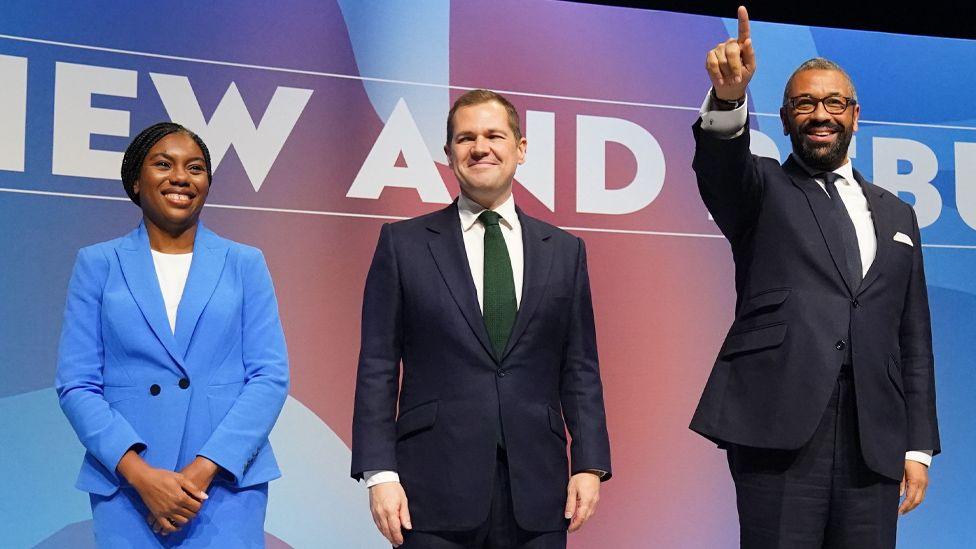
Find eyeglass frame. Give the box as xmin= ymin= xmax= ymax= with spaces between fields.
xmin=784 ymin=95 xmax=857 ymax=115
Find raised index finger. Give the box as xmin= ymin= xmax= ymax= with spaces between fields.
xmin=737 ymin=6 xmax=751 ymax=44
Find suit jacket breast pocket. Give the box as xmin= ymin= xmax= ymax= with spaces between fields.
xmin=888 ymin=239 xmax=915 ymax=271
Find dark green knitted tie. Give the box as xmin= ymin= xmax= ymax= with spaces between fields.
xmin=479 ymin=210 xmax=517 ymax=357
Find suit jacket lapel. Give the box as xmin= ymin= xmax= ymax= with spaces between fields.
xmin=501 ymin=209 xmax=553 ymax=360
xmin=857 ymin=173 xmax=889 ymax=296
xmin=426 ymin=203 xmax=498 ymax=361
xmin=115 ymin=223 xmax=185 ymax=374
xmin=784 ymin=157 xmax=856 ymax=296
xmin=174 ymin=223 xmax=228 ymax=359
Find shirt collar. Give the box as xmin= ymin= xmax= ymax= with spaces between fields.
xmin=457 ymin=192 xmax=519 ymax=231
xmin=791 ymin=153 xmax=856 ymax=186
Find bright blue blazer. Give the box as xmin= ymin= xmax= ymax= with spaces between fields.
xmin=56 ymin=222 xmax=289 ymax=497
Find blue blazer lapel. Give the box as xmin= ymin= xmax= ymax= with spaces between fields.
xmin=174 ymin=223 xmax=228 ymax=358
xmin=501 ymin=209 xmax=553 ymax=360
xmin=784 ymin=157 xmax=857 ymax=297
xmin=426 ymin=203 xmax=498 ymax=362
xmin=114 ymin=223 xmax=185 ymax=374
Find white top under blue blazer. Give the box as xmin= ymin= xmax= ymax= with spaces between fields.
xmin=55 ymin=222 xmax=289 ymax=516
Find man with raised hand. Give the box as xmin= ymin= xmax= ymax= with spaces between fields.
xmin=352 ymin=89 xmax=611 ymax=548
xmin=689 ymin=7 xmax=940 ymax=548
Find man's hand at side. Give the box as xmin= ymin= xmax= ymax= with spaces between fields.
xmin=899 ymin=460 xmax=929 ymax=515
xmin=565 ymin=472 xmax=601 ymax=533
xmin=370 ymin=482 xmax=412 ymax=546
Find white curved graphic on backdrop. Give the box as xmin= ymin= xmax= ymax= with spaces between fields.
xmin=266 ymin=395 xmax=387 ymax=548
xmin=337 ymin=0 xmax=450 ymax=163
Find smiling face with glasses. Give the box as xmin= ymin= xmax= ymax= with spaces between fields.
xmin=787 ymin=95 xmax=857 ymax=115
xmin=779 ymin=69 xmax=860 ymax=172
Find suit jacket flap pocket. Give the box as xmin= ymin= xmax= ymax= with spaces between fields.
xmin=548 ymin=405 xmax=567 ymax=441
xmin=102 ymin=385 xmax=141 ymax=404
xmin=396 ymin=400 xmax=438 ymax=440
xmin=739 ymin=288 xmax=791 ymax=318
xmin=887 ymin=356 xmax=906 ymax=400
xmin=721 ymin=323 xmax=787 ymax=358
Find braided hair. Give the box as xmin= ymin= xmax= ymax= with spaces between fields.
xmin=120 ymin=122 xmax=213 ymax=205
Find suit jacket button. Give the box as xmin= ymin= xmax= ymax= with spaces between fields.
xmin=835 ymin=340 xmax=847 ymax=351
xmin=179 ymin=378 xmax=190 ymax=389
xmin=149 ymin=384 xmax=161 ymax=396
xmin=851 ymin=299 xmax=860 ymax=308
xmin=496 ymin=369 xmax=507 ymax=378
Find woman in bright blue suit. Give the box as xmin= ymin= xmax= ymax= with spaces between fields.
xmin=56 ymin=122 xmax=289 ymax=547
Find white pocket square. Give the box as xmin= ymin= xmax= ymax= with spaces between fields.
xmin=893 ymin=232 xmax=914 ymax=247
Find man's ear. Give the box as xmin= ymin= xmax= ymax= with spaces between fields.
xmin=780 ymin=107 xmax=789 ymax=136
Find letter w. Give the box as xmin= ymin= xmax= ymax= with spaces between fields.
xmin=151 ymin=73 xmax=312 ymax=191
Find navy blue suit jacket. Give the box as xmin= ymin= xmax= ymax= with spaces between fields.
xmin=351 ymin=201 xmax=611 ymax=532
xmin=689 ymin=122 xmax=940 ymax=481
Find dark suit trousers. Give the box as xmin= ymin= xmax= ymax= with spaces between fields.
xmin=727 ymin=365 xmax=900 ymax=549
xmin=401 ymin=448 xmax=567 ymax=549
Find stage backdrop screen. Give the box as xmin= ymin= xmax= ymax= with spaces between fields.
xmin=1 ymin=1 xmax=973 ymax=547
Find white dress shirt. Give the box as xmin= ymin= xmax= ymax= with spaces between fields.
xmin=457 ymin=192 xmax=524 ymax=310
xmin=150 ymin=250 xmax=193 ymax=333
xmin=364 ymin=192 xmax=525 ymax=488
xmin=700 ymin=90 xmax=932 ymax=467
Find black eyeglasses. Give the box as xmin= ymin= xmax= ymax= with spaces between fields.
xmin=786 ymin=95 xmax=857 ymax=115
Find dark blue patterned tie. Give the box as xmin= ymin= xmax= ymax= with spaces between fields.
xmin=821 ymin=172 xmax=862 ymax=292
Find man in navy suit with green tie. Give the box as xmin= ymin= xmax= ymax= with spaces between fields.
xmin=351 ymin=89 xmax=612 ymax=548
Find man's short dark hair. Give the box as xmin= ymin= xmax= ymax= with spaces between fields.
xmin=782 ymin=57 xmax=858 ymax=105
xmin=446 ymin=89 xmax=522 ymax=146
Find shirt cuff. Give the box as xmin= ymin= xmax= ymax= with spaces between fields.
xmin=364 ymin=470 xmax=400 ymax=488
xmin=905 ymin=450 xmax=933 ymax=467
xmin=699 ymin=88 xmax=749 ymax=139
xmin=584 ymin=469 xmax=608 ymax=479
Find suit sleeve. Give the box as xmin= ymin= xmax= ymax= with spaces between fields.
xmin=350 ymin=223 xmax=403 ymax=480
xmin=560 ymin=237 xmax=612 ymax=480
xmin=197 ymin=249 xmax=289 ymax=484
xmin=898 ymin=207 xmax=940 ymax=455
xmin=56 ymin=247 xmax=146 ymax=480
xmin=691 ymin=119 xmax=764 ymax=245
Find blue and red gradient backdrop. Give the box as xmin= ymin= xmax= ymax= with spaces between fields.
xmin=1 ymin=1 xmax=973 ymax=547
